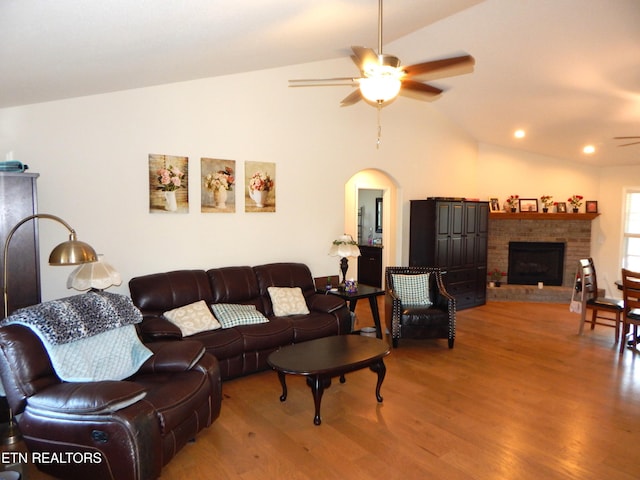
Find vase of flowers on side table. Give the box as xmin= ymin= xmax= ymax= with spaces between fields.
xmin=488 ymin=268 xmax=506 ymax=287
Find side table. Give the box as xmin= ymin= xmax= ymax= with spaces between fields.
xmin=317 ymin=284 xmax=385 ymax=339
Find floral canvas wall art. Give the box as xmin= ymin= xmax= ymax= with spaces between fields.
xmin=245 ymin=161 xmax=275 ymax=212
xmin=201 ymin=158 xmax=236 ymax=213
xmin=149 ymin=154 xmax=188 ymax=213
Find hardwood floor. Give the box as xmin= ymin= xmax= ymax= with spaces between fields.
xmin=20 ymin=301 xmax=640 ymax=479
xmin=159 ymin=302 xmax=640 ymax=480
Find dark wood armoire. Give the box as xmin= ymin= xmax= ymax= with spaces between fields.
xmin=409 ymin=198 xmax=489 ymax=310
xmin=0 ymin=172 xmax=41 ymax=318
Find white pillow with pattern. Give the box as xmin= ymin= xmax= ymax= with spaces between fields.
xmin=163 ymin=300 xmax=221 ymax=336
xmin=267 ymin=287 xmax=310 ymax=316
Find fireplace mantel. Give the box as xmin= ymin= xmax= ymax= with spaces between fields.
xmin=490 ymin=212 xmax=599 ymax=221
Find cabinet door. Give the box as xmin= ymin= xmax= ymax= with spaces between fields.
xmin=462 ymin=203 xmax=477 ymax=266
xmin=357 ymin=246 xmax=382 ymax=288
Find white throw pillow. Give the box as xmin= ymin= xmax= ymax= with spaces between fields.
xmin=268 ymin=287 xmax=310 ymax=316
xmin=391 ymin=273 xmax=432 ymax=307
xmin=210 ymin=303 xmax=269 ymax=328
xmin=163 ymin=300 xmax=221 ymax=336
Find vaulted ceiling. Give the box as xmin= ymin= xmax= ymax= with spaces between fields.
xmin=1 ymin=0 xmax=638 ymax=166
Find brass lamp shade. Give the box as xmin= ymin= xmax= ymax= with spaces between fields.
xmin=49 ymin=236 xmax=98 ymax=265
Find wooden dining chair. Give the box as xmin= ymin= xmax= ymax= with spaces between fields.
xmin=577 ymin=258 xmax=623 ymax=342
xmin=619 ymin=268 xmax=640 ymax=354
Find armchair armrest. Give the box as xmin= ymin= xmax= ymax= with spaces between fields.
xmin=137 ymin=340 xmax=206 ymax=373
xmin=307 ymin=293 xmax=347 ymax=314
xmin=433 ymin=276 xmax=456 ymax=310
xmin=27 ymin=381 xmax=146 ymax=415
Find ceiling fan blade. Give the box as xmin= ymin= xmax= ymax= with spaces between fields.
xmin=403 ymin=55 xmax=475 ymax=81
xmin=399 ymin=80 xmax=443 ymax=101
xmin=340 ymin=89 xmax=363 ymax=107
xmin=289 ymin=77 xmax=358 ymax=87
xmin=351 ymin=46 xmax=379 ymax=71
xmin=618 ymin=141 xmax=640 ymax=147
xmin=614 ymin=136 xmax=640 ymax=139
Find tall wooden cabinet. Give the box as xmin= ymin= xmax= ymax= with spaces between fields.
xmin=409 ymin=198 xmax=489 ymax=310
xmin=0 ymin=172 xmax=40 ymax=318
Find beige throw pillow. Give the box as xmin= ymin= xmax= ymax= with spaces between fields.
xmin=268 ymin=287 xmax=310 ymax=316
xmin=163 ymin=300 xmax=221 ymax=337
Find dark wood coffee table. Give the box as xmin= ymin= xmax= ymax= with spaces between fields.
xmin=267 ymin=335 xmax=390 ymax=425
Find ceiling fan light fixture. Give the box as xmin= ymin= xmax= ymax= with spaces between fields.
xmin=359 ymin=74 xmax=402 ymax=104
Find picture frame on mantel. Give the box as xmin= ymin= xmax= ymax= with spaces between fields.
xmin=556 ymin=202 xmax=567 ymax=213
xmin=518 ymin=198 xmax=538 ymax=213
xmin=586 ymin=200 xmax=598 ymax=213
xmin=489 ymin=198 xmax=501 ymax=212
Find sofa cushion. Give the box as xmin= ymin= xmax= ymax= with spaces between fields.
xmin=267 ymin=287 xmax=310 ymax=316
xmin=210 ymin=303 xmax=269 ymax=328
xmin=163 ymin=300 xmax=221 ymax=337
xmin=129 ymin=270 xmax=214 ymax=315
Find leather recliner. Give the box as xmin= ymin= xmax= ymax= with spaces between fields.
xmin=0 ymin=324 xmax=222 ymax=480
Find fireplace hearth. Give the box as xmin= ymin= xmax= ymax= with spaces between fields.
xmin=508 ymin=242 xmax=565 ymax=286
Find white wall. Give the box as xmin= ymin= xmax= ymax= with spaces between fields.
xmin=0 ymin=58 xmax=478 ymax=302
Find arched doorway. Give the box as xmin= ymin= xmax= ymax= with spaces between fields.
xmin=344 ymin=169 xmax=400 ymax=287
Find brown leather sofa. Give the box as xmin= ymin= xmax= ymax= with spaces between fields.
xmin=0 ymin=325 xmax=222 ymax=480
xmin=129 ymin=262 xmax=352 ymax=380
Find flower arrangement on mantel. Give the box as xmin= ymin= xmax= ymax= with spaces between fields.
xmin=568 ymin=195 xmax=584 ymax=212
xmin=205 ymin=167 xmax=235 ymax=191
xmin=505 ymin=195 xmax=519 ymax=211
xmin=488 ymin=268 xmax=506 ymax=286
xmin=540 ymin=195 xmax=554 ymax=212
xmin=157 ymin=165 xmax=185 ymax=191
xmin=249 ymin=171 xmax=274 ymax=192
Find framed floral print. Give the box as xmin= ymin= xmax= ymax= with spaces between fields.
xmin=201 ymin=158 xmax=236 ymax=213
xmin=149 ymin=154 xmax=188 ymax=213
xmin=245 ymin=161 xmax=276 ymax=212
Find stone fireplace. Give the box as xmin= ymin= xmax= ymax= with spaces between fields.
xmin=487 ymin=214 xmax=595 ymax=302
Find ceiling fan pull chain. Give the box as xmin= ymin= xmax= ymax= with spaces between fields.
xmin=376 ymin=102 xmax=382 ymax=148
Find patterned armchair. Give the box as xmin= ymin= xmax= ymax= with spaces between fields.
xmin=385 ymin=266 xmax=456 ymax=348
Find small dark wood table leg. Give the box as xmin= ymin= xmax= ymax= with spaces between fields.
xmin=277 ymin=371 xmax=288 ymax=402
xmin=369 ymin=359 xmax=386 ymax=402
xmin=307 ymin=375 xmax=332 ymax=425
xmin=368 ymin=295 xmax=383 ymax=339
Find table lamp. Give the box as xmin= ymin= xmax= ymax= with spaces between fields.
xmin=1 ymin=213 xmax=98 ymax=444
xmin=328 ymin=234 xmax=361 ymax=285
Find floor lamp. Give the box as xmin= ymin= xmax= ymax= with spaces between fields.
xmin=1 ymin=213 xmax=98 ymax=444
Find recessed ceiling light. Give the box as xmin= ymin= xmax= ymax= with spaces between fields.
xmin=583 ymin=145 xmax=596 ymax=154
xmin=514 ymin=129 xmax=526 ymax=139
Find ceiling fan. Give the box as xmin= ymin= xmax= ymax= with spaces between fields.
xmin=288 ymin=0 xmax=475 ymax=108
xmin=614 ymin=136 xmax=640 ymax=147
